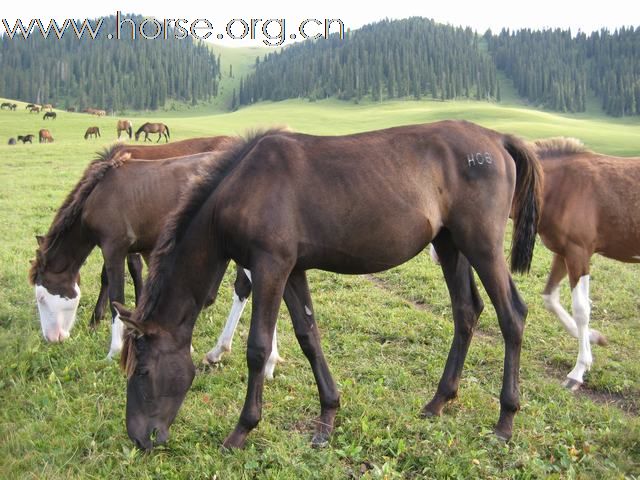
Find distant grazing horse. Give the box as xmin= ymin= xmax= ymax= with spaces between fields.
xmin=27 ymin=136 xmax=281 ymax=370
xmin=66 ymin=107 xmax=76 ymax=113
xmin=531 ymin=138 xmax=640 ymax=390
xmin=94 ymin=109 xmax=106 ymax=117
xmin=8 ymin=138 xmax=16 ymax=145
xmin=1 ymin=102 xmax=12 ymax=110
xmin=84 ymin=127 xmax=101 ymax=139
xmin=42 ymin=104 xmax=53 ymax=111
xmin=43 ymin=112 xmax=57 ymax=120
xmin=135 ymin=122 xmax=170 ymax=143
xmin=117 ymin=119 xmax=133 ymax=139
xmin=114 ymin=121 xmax=543 ymax=451
xmin=25 ymin=103 xmax=36 ymax=110
xmin=17 ymin=134 xmax=34 ymax=144
xmin=39 ymin=129 xmax=53 ymax=143
xmin=9 ymin=103 xmax=17 ymax=111
xmin=29 ymin=105 xmax=41 ymax=113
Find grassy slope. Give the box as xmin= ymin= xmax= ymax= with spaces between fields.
xmin=0 ymin=96 xmax=639 ymax=479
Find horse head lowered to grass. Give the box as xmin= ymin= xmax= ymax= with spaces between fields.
xmin=115 ymin=121 xmax=543 ymax=451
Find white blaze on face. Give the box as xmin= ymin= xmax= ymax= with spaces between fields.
xmin=35 ymin=283 xmax=80 ymax=342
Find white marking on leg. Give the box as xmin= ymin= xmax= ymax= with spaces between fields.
xmin=429 ymin=244 xmax=441 ymax=265
xmin=243 ymin=269 xmax=252 ymax=282
xmin=304 ymin=305 xmax=312 ymax=316
xmin=204 ymin=292 xmax=248 ymax=364
xmin=264 ymin=325 xmax=283 ymax=380
xmin=542 ymin=286 xmax=606 ymax=345
xmin=566 ymin=275 xmax=592 ymax=385
xmin=35 ymin=284 xmax=80 ymax=342
xmin=107 ymin=313 xmax=124 ymax=360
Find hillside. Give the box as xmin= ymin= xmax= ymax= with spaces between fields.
xmin=0 ymin=14 xmax=221 ymax=111
xmin=240 ymin=18 xmax=640 ymax=117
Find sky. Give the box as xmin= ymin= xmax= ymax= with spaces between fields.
xmin=1 ymin=0 xmax=637 ymax=46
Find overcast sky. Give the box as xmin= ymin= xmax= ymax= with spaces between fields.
xmin=2 ymin=0 xmax=637 ymax=46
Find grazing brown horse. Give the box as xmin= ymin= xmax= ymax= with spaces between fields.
xmin=67 ymin=107 xmax=76 ymax=113
xmin=17 ymin=134 xmax=34 ymax=144
xmin=29 ymin=105 xmax=41 ymax=113
xmin=84 ymin=127 xmax=101 ymax=139
xmin=30 ymin=137 xmax=273 ymax=364
xmin=115 ymin=121 xmax=543 ymax=451
xmin=135 ymin=122 xmax=170 ymax=143
xmin=25 ymin=103 xmax=36 ymax=110
xmin=39 ymin=129 xmax=53 ymax=143
xmin=43 ymin=112 xmax=57 ymax=120
xmin=94 ymin=109 xmax=107 ymax=117
xmin=43 ymin=104 xmax=53 ymax=111
xmin=117 ymin=120 xmax=133 ymax=139
xmin=534 ymin=138 xmax=640 ymax=390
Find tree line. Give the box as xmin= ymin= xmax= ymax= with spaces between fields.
xmin=487 ymin=26 xmax=640 ymax=116
xmin=0 ymin=15 xmax=221 ymax=111
xmin=238 ymin=18 xmax=640 ymax=117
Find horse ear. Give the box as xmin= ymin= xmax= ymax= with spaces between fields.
xmin=35 ymin=235 xmax=44 ymax=247
xmin=112 ymin=302 xmax=146 ymax=337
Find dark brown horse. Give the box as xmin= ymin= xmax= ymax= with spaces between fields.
xmin=39 ymin=129 xmax=53 ymax=143
xmin=17 ymin=134 xmax=34 ymax=144
xmin=30 ymin=137 xmax=277 ymax=365
xmin=117 ymin=119 xmax=133 ymax=139
xmin=1 ymin=102 xmax=14 ymax=110
xmin=135 ymin=122 xmax=170 ymax=143
xmin=84 ymin=127 xmax=101 ymax=139
xmin=67 ymin=107 xmax=76 ymax=113
xmin=534 ymin=138 xmax=640 ymax=390
xmin=43 ymin=112 xmax=57 ymax=120
xmin=115 ymin=121 xmax=543 ymax=451
xmin=30 ymin=105 xmax=41 ymax=113
xmin=25 ymin=103 xmax=36 ymax=110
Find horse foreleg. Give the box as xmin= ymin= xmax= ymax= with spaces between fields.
xmin=284 ymin=269 xmax=339 ymax=447
xmin=205 ymin=266 xmax=247 ymax=357
xmin=222 ymin=257 xmax=291 ymax=449
xmin=156 ymin=132 xmax=162 ymax=143
xmin=423 ymin=231 xmax=484 ymax=418
xmin=90 ymin=263 xmax=110 ymax=328
xmin=542 ymin=254 xmax=607 ymax=347
xmin=103 ymin=250 xmax=126 ymax=360
xmin=127 ymin=253 xmax=144 ymax=304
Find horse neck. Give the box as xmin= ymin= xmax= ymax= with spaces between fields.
xmin=142 ymin=200 xmax=228 ymax=337
xmin=43 ymin=218 xmax=95 ymax=276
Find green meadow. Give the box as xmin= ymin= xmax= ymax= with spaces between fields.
xmin=0 ymin=94 xmax=639 ymax=479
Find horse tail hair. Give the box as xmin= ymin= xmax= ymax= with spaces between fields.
xmin=165 ymin=124 xmax=170 ymax=139
xmin=128 ymin=126 xmax=132 ymax=139
xmin=503 ymin=134 xmax=544 ymax=274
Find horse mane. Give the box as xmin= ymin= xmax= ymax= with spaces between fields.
xmin=533 ymin=137 xmax=592 ymax=159
xmin=132 ymin=128 xmax=286 ymax=326
xmin=28 ymin=143 xmax=132 ymax=284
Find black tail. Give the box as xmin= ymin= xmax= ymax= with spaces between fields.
xmin=165 ymin=125 xmax=170 ymax=139
xmin=503 ymin=135 xmax=544 ymax=273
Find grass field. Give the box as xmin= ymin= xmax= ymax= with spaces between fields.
xmin=0 ymin=95 xmax=639 ymax=479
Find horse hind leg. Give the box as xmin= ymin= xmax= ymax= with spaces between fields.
xmin=204 ymin=266 xmax=251 ymax=365
xmin=283 ymin=269 xmax=340 ymax=447
xmin=462 ymin=243 xmax=527 ymax=441
xmin=126 ymin=253 xmax=144 ymax=304
xmin=563 ymin=253 xmax=594 ymax=391
xmin=542 ymin=253 xmax=607 ymax=347
xmin=423 ymin=230 xmax=484 ymax=417
xmin=90 ymin=263 xmax=110 ymax=327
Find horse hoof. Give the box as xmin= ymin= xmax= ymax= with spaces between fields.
xmin=221 ymin=435 xmax=246 ymax=450
xmin=562 ymin=378 xmax=583 ymax=392
xmin=311 ymin=432 xmax=330 ymax=448
xmin=494 ymin=428 xmax=511 ymax=442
